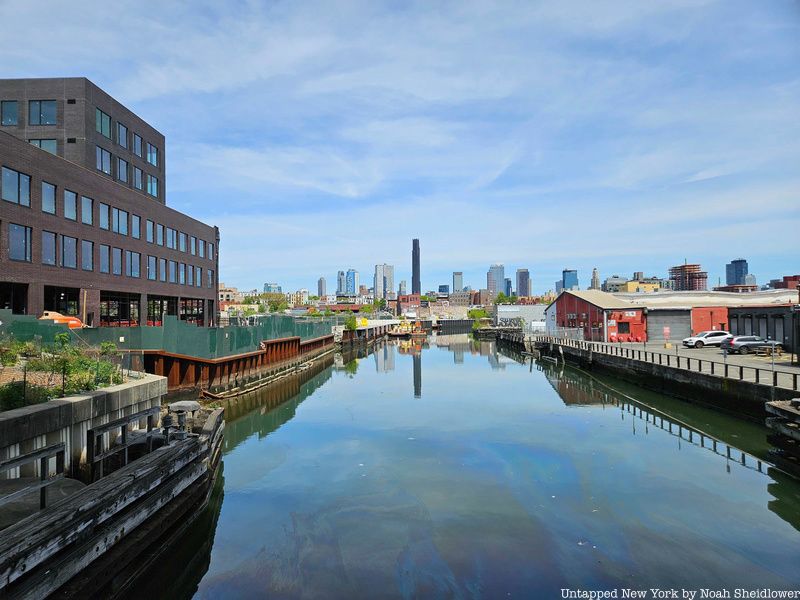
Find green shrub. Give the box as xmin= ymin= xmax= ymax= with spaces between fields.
xmin=0 ymin=381 xmax=55 ymax=411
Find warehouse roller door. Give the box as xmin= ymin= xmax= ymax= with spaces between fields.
xmin=647 ymin=309 xmax=691 ymax=342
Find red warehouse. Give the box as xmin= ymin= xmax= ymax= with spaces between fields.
xmin=549 ymin=290 xmax=647 ymax=342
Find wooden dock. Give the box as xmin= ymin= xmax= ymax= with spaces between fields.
xmin=766 ymin=399 xmax=800 ymax=476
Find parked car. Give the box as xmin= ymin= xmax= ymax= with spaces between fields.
xmin=681 ymin=330 xmax=732 ymax=348
xmin=720 ymin=335 xmax=782 ymax=355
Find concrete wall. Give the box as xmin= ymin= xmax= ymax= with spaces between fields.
xmin=0 ymin=374 xmax=166 ymax=479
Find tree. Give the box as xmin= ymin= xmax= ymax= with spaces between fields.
xmin=361 ymin=304 xmax=374 ymax=314
xmin=344 ymin=315 xmax=358 ymax=330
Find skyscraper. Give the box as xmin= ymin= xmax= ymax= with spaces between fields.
xmin=504 ymin=278 xmax=512 ymax=297
xmin=562 ymin=269 xmax=579 ymax=291
xmin=412 ymin=239 xmax=421 ymax=294
xmin=399 ymin=280 xmax=407 ymax=295
xmin=453 ymin=271 xmax=464 ymax=293
xmin=336 ymin=271 xmax=346 ymax=295
xmin=516 ymin=269 xmax=531 ymax=297
xmin=345 ymin=269 xmax=359 ymax=295
xmin=487 ymin=264 xmax=505 ymax=295
xmin=668 ymin=263 xmax=707 ymax=291
xmin=726 ymin=259 xmax=749 ymax=286
xmin=590 ymin=268 xmax=600 ymax=290
xmin=317 ymin=277 xmax=326 ymax=297
xmin=373 ymin=264 xmax=395 ymax=300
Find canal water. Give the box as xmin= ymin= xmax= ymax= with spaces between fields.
xmin=132 ymin=334 xmax=800 ymax=598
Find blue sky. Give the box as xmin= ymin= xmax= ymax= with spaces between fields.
xmin=3 ymin=0 xmax=799 ymax=293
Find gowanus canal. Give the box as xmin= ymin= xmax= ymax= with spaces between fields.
xmin=127 ymin=334 xmax=800 ymax=599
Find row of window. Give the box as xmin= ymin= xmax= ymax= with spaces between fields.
xmin=7 ymin=222 xmax=215 ymax=287
xmin=1 ymin=100 xmax=57 ymax=126
xmin=95 ymin=108 xmax=158 ymax=166
xmin=1 ymin=165 xmax=215 ymax=260
xmin=95 ymin=146 xmax=159 ymax=197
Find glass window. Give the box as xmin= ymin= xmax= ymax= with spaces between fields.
xmin=133 ymin=134 xmax=142 ymax=157
xmin=81 ymin=240 xmax=93 ymax=271
xmin=166 ymin=228 xmax=175 ymax=249
xmin=179 ymin=232 xmax=187 ymax=252
xmin=196 ymin=267 xmax=202 ymax=287
xmin=146 ymin=220 xmax=154 ymax=243
xmin=1 ymin=100 xmax=17 ymax=126
xmin=81 ymin=196 xmax=93 ymax=225
xmin=190 ymin=236 xmax=196 ymax=255
xmin=100 ymin=244 xmax=110 ymax=273
xmin=198 ymin=239 xmax=205 ymax=258
xmin=179 ymin=263 xmax=185 ymax=285
xmin=112 ymin=208 xmax=128 ymax=235
xmin=159 ymin=258 xmax=167 ymax=282
xmin=147 ymin=174 xmax=158 ymax=198
xmin=61 ymin=235 xmax=77 ymax=269
xmin=29 ymin=100 xmax=56 ymax=125
xmin=2 ymin=167 xmax=31 ymax=206
xmin=95 ymin=108 xmax=111 ymax=138
xmin=9 ymin=224 xmax=32 ymax=262
xmin=64 ymin=190 xmax=77 ymax=221
xmin=29 ymin=139 xmax=57 ymax=154
xmin=208 ymin=269 xmax=214 ymax=288
xmin=117 ymin=157 xmax=128 ymax=183
xmin=208 ymin=242 xmax=214 ymax=260
xmin=146 ymin=142 xmax=158 ymax=166
xmin=156 ymin=224 xmax=164 ymax=246
xmin=132 ymin=214 xmax=141 ymax=239
xmin=147 ymin=255 xmax=157 ymax=280
xmin=96 ymin=146 xmax=112 ymax=174
xmin=125 ymin=251 xmax=140 ymax=278
xmin=187 ymin=264 xmax=194 ymax=286
xmin=42 ymin=231 xmax=57 ymax=265
xmin=168 ymin=260 xmax=177 ymax=283
xmin=99 ymin=202 xmax=110 ymax=230
xmin=133 ymin=167 xmax=143 ymax=190
xmin=112 ymin=247 xmax=122 ymax=275
xmin=42 ymin=181 xmax=56 ymax=214
xmin=117 ymin=122 xmax=128 ymax=148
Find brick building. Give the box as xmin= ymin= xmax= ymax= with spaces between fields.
xmin=0 ymin=77 xmax=219 ymax=326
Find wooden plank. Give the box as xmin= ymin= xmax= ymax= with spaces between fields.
xmin=0 ymin=475 xmax=65 ymax=508
xmin=0 ymin=443 xmax=65 ymax=475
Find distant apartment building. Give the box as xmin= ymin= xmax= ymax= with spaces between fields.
xmin=487 ymin=264 xmax=504 ymax=295
xmin=317 ymin=277 xmax=326 ymax=297
xmin=263 ymin=282 xmax=281 ymax=294
xmin=590 ymin=268 xmax=600 ymax=290
xmin=669 ymin=263 xmax=708 ymax=291
xmin=504 ymin=278 xmax=512 ymax=297
xmin=726 ymin=258 xmax=749 ymax=286
xmin=398 ymin=280 xmax=407 ymax=295
xmin=601 ymin=275 xmax=627 ymax=293
xmin=562 ymin=269 xmax=579 ymax=291
xmin=336 ymin=270 xmax=346 ymax=295
xmin=373 ymin=263 xmax=395 ymax=300
xmin=0 ymin=77 xmax=219 ymax=326
xmin=218 ymin=283 xmax=243 ymax=304
xmin=438 ymin=284 xmax=450 ymax=294
xmin=453 ymin=271 xmax=463 ymax=293
xmin=516 ymin=268 xmax=531 ymax=297
xmin=346 ymin=269 xmax=359 ymax=295
xmin=766 ymin=275 xmax=800 ymax=290
xmin=449 ymin=290 xmax=472 ymax=306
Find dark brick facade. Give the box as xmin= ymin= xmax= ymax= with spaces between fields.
xmin=0 ymin=78 xmax=218 ymax=327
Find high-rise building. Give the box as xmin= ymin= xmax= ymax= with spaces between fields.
xmin=373 ymin=264 xmax=394 ymax=300
xmin=412 ymin=239 xmax=420 ymax=294
xmin=504 ymin=278 xmax=512 ymax=297
xmin=516 ymin=269 xmax=531 ymax=297
xmin=0 ymin=77 xmax=219 ymax=325
xmin=263 ymin=283 xmax=282 ymax=293
xmin=555 ymin=280 xmax=563 ymax=294
xmin=438 ymin=284 xmax=450 ymax=294
xmin=726 ymin=259 xmax=749 ymax=286
xmin=453 ymin=271 xmax=463 ymax=293
xmin=399 ymin=280 xmax=407 ymax=295
xmin=345 ymin=269 xmax=359 ymax=295
xmin=487 ymin=264 xmax=505 ymax=295
xmin=590 ymin=268 xmax=600 ymax=290
xmin=668 ymin=263 xmax=708 ymax=291
xmin=562 ymin=269 xmax=579 ymax=291
xmin=317 ymin=277 xmax=326 ymax=297
xmin=336 ymin=271 xmax=346 ymax=295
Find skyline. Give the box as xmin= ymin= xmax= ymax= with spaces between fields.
xmin=2 ymin=1 xmax=798 ymax=293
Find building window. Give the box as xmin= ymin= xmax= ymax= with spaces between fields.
xmin=1 ymin=100 xmax=17 ymax=126
xmin=196 ymin=267 xmax=202 ymax=287
xmin=81 ymin=196 xmax=93 ymax=225
xmin=133 ymin=134 xmax=142 ymax=157
xmin=61 ymin=235 xmax=77 ymax=269
xmin=64 ymin=190 xmax=77 ymax=221
xmin=29 ymin=139 xmax=57 ymax=154
xmin=208 ymin=243 xmax=214 ymax=260
xmin=179 ymin=263 xmax=185 ymax=285
xmin=96 ymin=146 xmax=112 ymax=174
xmin=159 ymin=258 xmax=166 ymax=282
xmin=146 ymin=142 xmax=158 ymax=166
xmin=95 ymin=108 xmax=111 ymax=138
xmin=187 ymin=264 xmax=194 ymax=286
xmin=168 ymin=260 xmax=177 ymax=283
xmin=81 ymin=240 xmax=93 ymax=271
xmin=156 ymin=224 xmax=164 ymax=246
xmin=100 ymin=244 xmax=110 ymax=273
xmin=166 ymin=227 xmax=176 ymax=249
xmin=29 ymin=100 xmax=56 ymax=125
xmin=131 ymin=214 xmax=141 ymax=239
xmin=42 ymin=231 xmax=57 ymax=265
xmin=179 ymin=232 xmax=187 ymax=252
xmin=125 ymin=251 xmax=140 ymax=278
xmin=112 ymin=247 xmax=122 ymax=275
xmin=9 ymin=224 xmax=32 ymax=262
xmin=117 ymin=122 xmax=128 ymax=148
xmin=198 ymin=239 xmax=205 ymax=258
xmin=208 ymin=269 xmax=214 ymax=288
xmin=99 ymin=202 xmax=110 ymax=230
xmin=146 ymin=220 xmax=154 ymax=243
xmin=117 ymin=157 xmax=128 ymax=183
xmin=42 ymin=181 xmax=56 ymax=214
xmin=147 ymin=174 xmax=158 ymax=198
xmin=112 ymin=208 xmax=128 ymax=235
xmin=2 ymin=167 xmax=31 ymax=206
xmin=147 ymin=255 xmax=157 ymax=280
xmin=190 ymin=236 xmax=196 ymax=255
xmin=133 ymin=167 xmax=143 ymax=190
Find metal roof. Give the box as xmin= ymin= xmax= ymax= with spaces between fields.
xmin=559 ymin=289 xmax=638 ymax=310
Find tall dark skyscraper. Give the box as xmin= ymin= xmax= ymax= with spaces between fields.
xmin=412 ymin=238 xmax=421 ymax=294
